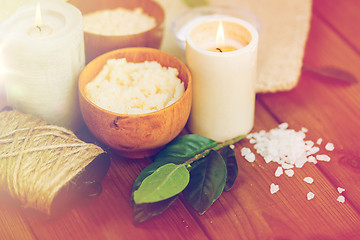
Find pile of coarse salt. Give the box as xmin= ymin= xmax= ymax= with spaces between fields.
xmin=241 ymin=123 xmax=345 ymax=203
xmin=243 ymin=122 xmax=330 ymax=169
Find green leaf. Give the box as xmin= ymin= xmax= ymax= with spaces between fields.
xmin=182 ymin=0 xmax=209 ymax=8
xmin=183 ymin=150 xmax=227 ymax=215
xmin=221 ymin=146 xmax=238 ymax=191
xmin=154 ymin=134 xmax=217 ymax=162
xmin=133 ymin=195 xmax=178 ymax=225
xmin=131 ymin=134 xmax=217 ymax=203
xmin=131 ymin=156 xmax=188 ymax=205
xmin=134 ymin=163 xmax=190 ymax=204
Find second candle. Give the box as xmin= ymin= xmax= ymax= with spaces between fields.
xmin=186 ymin=17 xmax=259 ymax=142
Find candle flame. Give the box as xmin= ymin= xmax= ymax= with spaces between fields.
xmin=216 ymin=21 xmax=225 ymax=46
xmin=35 ymin=1 xmax=42 ymax=28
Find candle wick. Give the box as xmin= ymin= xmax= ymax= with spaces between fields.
xmin=36 ymin=25 xmax=42 ymax=32
xmin=216 ymin=48 xmax=223 ymax=53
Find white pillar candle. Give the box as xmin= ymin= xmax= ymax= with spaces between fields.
xmin=186 ymin=17 xmax=258 ymax=142
xmin=0 ymin=1 xmax=85 ymax=131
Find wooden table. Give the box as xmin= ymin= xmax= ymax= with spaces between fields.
xmin=1 ymin=0 xmax=360 ymax=239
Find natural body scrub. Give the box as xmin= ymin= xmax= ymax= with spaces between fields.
xmin=86 ymin=58 xmax=184 ymax=114
xmin=83 ymin=7 xmax=156 ymax=36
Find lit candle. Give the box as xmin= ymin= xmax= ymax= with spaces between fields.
xmin=208 ymin=21 xmax=240 ymax=52
xmin=186 ymin=17 xmax=259 ymax=142
xmin=0 ymin=1 xmax=85 ymax=131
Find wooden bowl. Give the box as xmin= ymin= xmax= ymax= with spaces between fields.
xmin=78 ymin=48 xmax=192 ymax=159
xmin=68 ymin=0 xmax=165 ymax=63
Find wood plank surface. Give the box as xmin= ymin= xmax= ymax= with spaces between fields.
xmin=180 ymin=102 xmax=360 ymax=240
xmin=313 ymin=0 xmax=360 ymax=53
xmin=259 ymin=11 xmax=360 ymax=213
xmin=23 ymin=156 xmax=209 ymax=240
xmin=0 ymin=198 xmax=35 ymax=240
xmin=1 ymin=0 xmax=360 ymax=239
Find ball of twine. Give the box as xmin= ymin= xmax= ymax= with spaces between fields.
xmin=0 ymin=110 xmax=104 ymax=215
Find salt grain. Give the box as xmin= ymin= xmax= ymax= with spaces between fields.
xmin=247 ymin=123 xmax=326 ymax=170
xmin=307 ymin=156 xmax=317 ymax=164
xmin=304 ymin=177 xmax=314 ymax=184
xmin=270 ymin=183 xmax=279 ymax=194
xmin=245 ymin=124 xmax=336 ymax=201
xmin=275 ymin=167 xmax=283 ymax=177
xmin=325 ymin=142 xmax=334 ymax=151
xmin=337 ymin=195 xmax=345 ymax=203
xmin=245 ymin=152 xmax=255 ymax=163
xmin=249 ymin=138 xmax=256 ymax=144
xmin=278 ymin=122 xmax=288 ymax=129
xmin=282 ymin=162 xmax=294 ymax=169
xmin=307 ymin=192 xmax=315 ymax=200
xmin=308 ymin=146 xmax=320 ymax=155
xmin=284 ymin=169 xmax=294 ymax=177
xmin=264 ymin=155 xmax=273 ymax=163
xmin=241 ymin=147 xmax=251 ymax=156
xmin=316 ymin=154 xmax=331 ymax=162
xmin=337 ymin=187 xmax=345 ymax=194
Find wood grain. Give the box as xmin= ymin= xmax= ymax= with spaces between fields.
xmin=313 ymin=0 xmax=360 ymax=53
xmin=0 ymin=197 xmax=35 ymax=240
xmin=1 ymin=0 xmax=360 ymax=239
xmin=180 ymin=102 xmax=360 ymax=240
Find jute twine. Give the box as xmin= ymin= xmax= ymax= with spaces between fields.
xmin=0 ymin=110 xmax=104 ymax=215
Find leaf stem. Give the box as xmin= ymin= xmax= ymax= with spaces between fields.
xmin=183 ymin=135 xmax=245 ymax=166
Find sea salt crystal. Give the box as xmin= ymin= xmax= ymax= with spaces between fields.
xmin=282 ymin=162 xmax=294 ymax=169
xmin=247 ymin=123 xmax=326 ymax=171
xmin=285 ymin=169 xmax=294 ymax=177
xmin=325 ymin=142 xmax=334 ymax=151
xmin=245 ymin=152 xmax=255 ymax=162
xmin=264 ymin=155 xmax=273 ymax=163
xmin=337 ymin=195 xmax=345 ymax=203
xmin=249 ymin=138 xmax=256 ymax=144
xmin=316 ymin=154 xmax=331 ymax=162
xmin=275 ymin=167 xmax=283 ymax=177
xmin=279 ymin=122 xmax=288 ymax=129
xmin=307 ymin=192 xmax=315 ymax=200
xmin=245 ymin=124 xmax=336 ymax=200
xmin=307 ymin=146 xmax=320 ymax=155
xmin=270 ymin=183 xmax=279 ymax=194
xmin=337 ymin=187 xmax=345 ymax=194
xmin=241 ymin=147 xmax=251 ymax=156
xmin=304 ymin=177 xmax=314 ymax=184
xmin=295 ymin=158 xmax=307 ymax=168
xmin=307 ymin=156 xmax=317 ymax=164
xmin=305 ymin=140 xmax=314 ymax=150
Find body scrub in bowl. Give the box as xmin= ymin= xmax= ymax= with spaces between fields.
xmin=83 ymin=7 xmax=156 ymax=36
xmin=68 ymin=0 xmax=165 ymax=62
xmin=79 ymin=48 xmax=192 ymax=159
xmin=85 ymin=58 xmax=184 ymax=115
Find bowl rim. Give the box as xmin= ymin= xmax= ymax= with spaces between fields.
xmin=79 ymin=47 xmax=192 ymax=118
xmin=81 ymin=0 xmax=165 ymax=38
